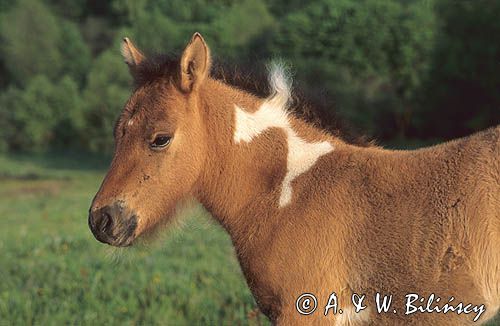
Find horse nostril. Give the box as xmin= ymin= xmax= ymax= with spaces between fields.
xmin=89 ymin=206 xmax=116 ymax=242
xmin=99 ymin=211 xmax=113 ymax=233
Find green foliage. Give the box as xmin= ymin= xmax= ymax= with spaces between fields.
xmin=0 ymin=86 xmax=23 ymax=151
xmin=0 ymin=75 xmax=84 ymax=151
xmin=45 ymin=0 xmax=87 ymax=20
xmin=130 ymin=8 xmax=185 ymax=51
xmin=58 ymin=20 xmax=92 ymax=86
xmin=82 ymin=50 xmax=130 ymax=153
xmin=0 ymin=0 xmax=16 ymax=12
xmin=417 ymin=0 xmax=500 ymax=139
xmin=210 ymin=0 xmax=275 ymax=58
xmin=0 ymin=0 xmax=62 ymax=85
xmin=270 ymin=0 xmax=437 ymax=137
xmin=50 ymin=76 xmax=86 ymax=148
xmin=0 ymin=0 xmax=498 ymax=153
xmin=273 ymin=0 xmax=394 ymax=75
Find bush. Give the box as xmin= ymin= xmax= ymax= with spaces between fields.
xmin=415 ymin=0 xmax=500 ymax=139
xmin=269 ymin=0 xmax=439 ymax=139
xmin=0 ymin=0 xmax=62 ymax=85
xmin=0 ymin=75 xmax=85 ymax=151
xmin=81 ymin=50 xmax=131 ymax=153
xmin=0 ymin=0 xmax=498 ymax=153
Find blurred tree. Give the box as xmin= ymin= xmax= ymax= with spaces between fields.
xmin=82 ymin=50 xmax=130 ymax=152
xmin=385 ymin=0 xmax=436 ymax=138
xmin=157 ymin=0 xmax=232 ymax=22
xmin=81 ymin=16 xmax=116 ymax=56
xmin=0 ymin=75 xmax=85 ymax=151
xmin=266 ymin=0 xmax=306 ymax=16
xmin=270 ymin=0 xmax=436 ymax=139
xmin=0 ymin=86 xmax=23 ymax=151
xmin=0 ymin=0 xmax=62 ymax=85
xmin=210 ymin=0 xmax=275 ymax=58
xmin=0 ymin=0 xmax=16 ymax=12
xmin=58 ymin=20 xmax=92 ymax=86
xmin=132 ymin=9 xmax=184 ymax=51
xmin=10 ymin=75 xmax=58 ymax=150
xmin=45 ymin=0 xmax=87 ymax=20
xmin=417 ymin=0 xmax=500 ymax=139
xmin=111 ymin=0 xmax=148 ymax=25
xmin=111 ymin=0 xmax=187 ymax=52
xmin=0 ymin=0 xmax=497 ymax=153
xmin=50 ymin=76 xmax=86 ymax=149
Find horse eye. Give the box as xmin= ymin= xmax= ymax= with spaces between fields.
xmin=150 ymin=135 xmax=171 ymax=149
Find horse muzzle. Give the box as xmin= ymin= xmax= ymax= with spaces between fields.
xmin=88 ymin=201 xmax=138 ymax=247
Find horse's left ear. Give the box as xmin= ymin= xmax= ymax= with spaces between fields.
xmin=179 ymin=33 xmax=211 ymax=92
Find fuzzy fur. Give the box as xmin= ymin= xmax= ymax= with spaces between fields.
xmin=91 ymin=35 xmax=500 ymax=325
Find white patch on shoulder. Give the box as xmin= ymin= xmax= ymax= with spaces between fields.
xmin=336 ymin=307 xmax=370 ymax=325
xmin=280 ymin=135 xmax=333 ymax=206
xmin=233 ymin=63 xmax=334 ymax=207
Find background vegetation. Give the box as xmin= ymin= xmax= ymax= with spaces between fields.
xmin=0 ymin=0 xmax=498 ymax=324
xmin=0 ymin=0 xmax=499 ymax=153
xmin=0 ymin=154 xmax=265 ymax=324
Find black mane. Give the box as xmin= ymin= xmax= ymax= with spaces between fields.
xmin=133 ymin=54 xmax=371 ymax=147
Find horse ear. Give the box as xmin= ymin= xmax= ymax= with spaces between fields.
xmin=121 ymin=37 xmax=145 ymax=73
xmin=179 ymin=32 xmax=211 ymax=92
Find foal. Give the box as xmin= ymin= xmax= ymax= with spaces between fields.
xmin=89 ymin=33 xmax=500 ymax=325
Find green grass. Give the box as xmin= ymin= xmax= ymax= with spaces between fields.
xmin=0 ymin=153 xmax=266 ymax=325
xmin=0 ymin=153 xmax=498 ymax=325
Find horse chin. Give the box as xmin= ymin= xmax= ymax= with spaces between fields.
xmin=122 ymin=199 xmax=197 ymax=246
xmin=99 ymin=233 xmax=136 ymax=247
xmin=114 ymin=237 xmax=135 ymax=247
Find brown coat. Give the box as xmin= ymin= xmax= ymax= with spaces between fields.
xmin=89 ymin=34 xmax=500 ymax=325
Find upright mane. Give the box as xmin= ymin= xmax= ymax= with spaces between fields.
xmin=132 ymin=53 xmax=372 ymax=147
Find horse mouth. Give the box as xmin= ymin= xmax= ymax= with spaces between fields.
xmin=90 ymin=227 xmax=136 ymax=247
xmin=96 ymin=233 xmax=135 ymax=247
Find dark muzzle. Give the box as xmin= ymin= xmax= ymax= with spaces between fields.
xmin=88 ymin=201 xmax=137 ymax=247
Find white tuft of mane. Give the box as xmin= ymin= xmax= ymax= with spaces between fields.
xmin=233 ymin=62 xmax=334 ymax=207
xmin=267 ymin=62 xmax=292 ymax=109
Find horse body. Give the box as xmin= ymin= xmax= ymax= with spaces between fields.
xmin=195 ymin=77 xmax=500 ymax=324
xmin=89 ymin=33 xmax=499 ymax=325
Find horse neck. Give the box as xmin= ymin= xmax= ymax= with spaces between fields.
xmin=193 ymin=79 xmax=337 ymax=246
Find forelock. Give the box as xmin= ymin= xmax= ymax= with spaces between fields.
xmin=132 ymin=54 xmax=180 ymax=88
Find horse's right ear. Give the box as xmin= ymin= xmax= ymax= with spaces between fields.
xmin=179 ymin=33 xmax=211 ymax=92
xmin=121 ymin=37 xmax=145 ymax=74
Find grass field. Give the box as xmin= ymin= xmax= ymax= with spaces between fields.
xmin=0 ymin=153 xmax=266 ymax=325
xmin=0 ymin=153 xmax=498 ymax=325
